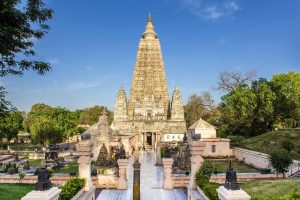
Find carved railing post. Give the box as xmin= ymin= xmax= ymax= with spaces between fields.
xmin=162 ymin=158 xmax=174 ymax=189
xmin=117 ymin=159 xmax=128 ymax=189
xmin=76 ymin=139 xmax=94 ymax=192
xmin=189 ymin=141 xmax=206 ymax=189
xmin=133 ymin=159 xmax=141 ymax=200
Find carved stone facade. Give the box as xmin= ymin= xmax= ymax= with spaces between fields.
xmin=111 ymin=14 xmax=186 ymax=148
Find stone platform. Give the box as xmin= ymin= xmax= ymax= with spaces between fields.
xmin=96 ymin=151 xmax=187 ymax=200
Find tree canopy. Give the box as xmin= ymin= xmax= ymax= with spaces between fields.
xmin=218 ymin=71 xmax=300 ymax=137
xmin=0 ymin=0 xmax=53 ymax=76
xmin=0 ymin=111 xmax=23 ymax=142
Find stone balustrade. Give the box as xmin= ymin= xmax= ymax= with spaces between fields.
xmin=162 ymin=158 xmax=174 ymax=189
xmin=117 ymin=159 xmax=129 ymax=189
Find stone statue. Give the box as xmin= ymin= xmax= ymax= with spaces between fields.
xmin=224 ymin=161 xmax=240 ymax=190
xmin=35 ymin=167 xmax=52 ymax=191
xmin=179 ymin=144 xmax=191 ymax=173
xmin=165 ymin=146 xmax=171 ymax=158
xmin=119 ymin=145 xmax=126 ymax=159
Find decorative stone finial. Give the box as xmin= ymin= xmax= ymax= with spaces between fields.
xmin=143 ymin=13 xmax=157 ymax=39
xmin=148 ymin=11 xmax=152 ymax=22
xmin=224 ymin=160 xmax=240 ymax=190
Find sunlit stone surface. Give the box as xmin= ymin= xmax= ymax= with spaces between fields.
xmin=96 ymin=151 xmax=188 ymax=200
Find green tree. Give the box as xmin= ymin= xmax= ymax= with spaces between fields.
xmin=30 ymin=117 xmax=62 ymax=145
xmin=281 ymin=140 xmax=295 ymax=153
xmin=0 ymin=0 xmax=53 ymax=76
xmin=250 ymin=78 xmax=276 ymax=134
xmin=269 ymin=151 xmax=293 ymax=178
xmin=270 ymin=72 xmax=300 ymax=128
xmin=184 ymin=94 xmax=206 ymax=128
xmin=184 ymin=92 xmax=219 ymax=128
xmin=219 ymin=85 xmax=256 ymax=136
xmin=25 ymin=104 xmax=81 ymax=139
xmin=79 ymin=105 xmax=105 ymax=125
xmin=0 ymin=111 xmax=23 ymax=143
xmin=0 ymin=86 xmax=13 ymax=116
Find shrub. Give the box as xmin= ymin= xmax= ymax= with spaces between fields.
xmin=202 ymin=183 xmax=219 ymax=200
xmin=59 ymin=177 xmax=85 ymax=200
xmin=19 ymin=173 xmax=25 ymax=183
xmin=226 ymin=135 xmax=246 ymax=147
xmin=195 ymin=160 xmax=214 ymax=186
xmin=281 ymin=140 xmax=295 ymax=153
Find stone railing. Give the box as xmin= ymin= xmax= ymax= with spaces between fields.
xmin=171 ymin=174 xmax=190 ymax=188
xmin=96 ymin=174 xmax=119 ymax=188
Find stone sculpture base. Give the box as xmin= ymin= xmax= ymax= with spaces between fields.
xmin=21 ymin=187 xmax=61 ymax=200
xmin=217 ymin=186 xmax=251 ymax=200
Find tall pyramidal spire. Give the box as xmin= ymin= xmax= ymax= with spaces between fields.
xmin=127 ymin=14 xmax=169 ymax=120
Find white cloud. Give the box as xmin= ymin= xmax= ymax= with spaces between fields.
xmin=67 ymin=75 xmax=109 ymax=90
xmin=180 ymin=0 xmax=240 ymax=20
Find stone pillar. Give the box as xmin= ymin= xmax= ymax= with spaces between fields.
xmin=162 ymin=158 xmax=173 ymax=189
xmin=117 ymin=159 xmax=129 ymax=189
xmin=143 ymin=133 xmax=146 ymax=146
xmin=217 ymin=186 xmax=251 ymax=200
xmin=155 ymin=145 xmax=162 ymax=165
xmin=152 ymin=133 xmax=155 ymax=147
xmin=133 ymin=159 xmax=141 ymax=200
xmin=21 ymin=187 xmax=61 ymax=200
xmin=189 ymin=140 xmax=206 ymax=189
xmin=76 ymin=140 xmax=94 ymax=192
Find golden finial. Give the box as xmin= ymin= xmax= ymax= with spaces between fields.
xmin=148 ymin=11 xmax=152 ymax=22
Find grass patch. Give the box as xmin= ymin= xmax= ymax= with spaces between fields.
xmin=0 ymin=183 xmax=35 ymax=200
xmin=240 ymin=130 xmax=300 ymax=160
xmin=28 ymin=159 xmax=43 ymax=168
xmin=242 ymin=179 xmax=300 ymax=199
xmin=208 ymin=160 xmax=257 ymax=173
xmin=54 ymin=162 xmax=78 ymax=174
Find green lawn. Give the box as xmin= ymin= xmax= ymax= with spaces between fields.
xmin=242 ymin=179 xmax=300 ymax=200
xmin=0 ymin=183 xmax=35 ymax=200
xmin=240 ymin=130 xmax=300 ymax=160
xmin=28 ymin=159 xmax=43 ymax=167
xmin=54 ymin=162 xmax=78 ymax=174
xmin=208 ymin=160 xmax=258 ymax=173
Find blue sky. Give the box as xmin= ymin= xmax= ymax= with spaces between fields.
xmin=2 ymin=0 xmax=300 ymax=112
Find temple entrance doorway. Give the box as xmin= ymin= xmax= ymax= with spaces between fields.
xmin=142 ymin=132 xmax=156 ymax=148
xmin=146 ymin=133 xmax=152 ymax=146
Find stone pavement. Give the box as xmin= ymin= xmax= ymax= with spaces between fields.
xmin=96 ymin=150 xmax=187 ymax=200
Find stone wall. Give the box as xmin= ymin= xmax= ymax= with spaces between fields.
xmin=201 ymin=138 xmax=233 ymax=157
xmin=210 ymin=173 xmax=278 ymax=184
xmin=0 ymin=175 xmax=115 ymax=188
xmin=233 ymin=147 xmax=300 ymax=176
xmin=171 ymin=174 xmax=190 ymax=188
xmin=233 ymin=147 xmax=270 ymax=169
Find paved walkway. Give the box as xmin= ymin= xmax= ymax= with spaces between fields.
xmin=97 ymin=150 xmax=187 ymax=200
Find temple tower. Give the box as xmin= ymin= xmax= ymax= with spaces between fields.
xmin=127 ymin=14 xmax=169 ymax=121
xmin=111 ymin=14 xmax=186 ymax=149
xmin=171 ymin=86 xmax=185 ymax=121
xmin=114 ymin=86 xmax=128 ymax=121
